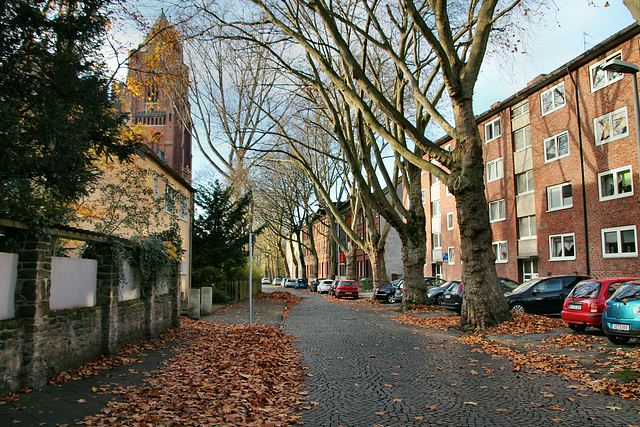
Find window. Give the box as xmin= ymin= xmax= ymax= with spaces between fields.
xmin=544 ymin=131 xmax=569 ymax=162
xmin=541 ymin=82 xmax=566 ymax=115
xmin=444 ymin=144 xmax=451 ymax=151
xmin=180 ymin=194 xmax=189 ymax=221
xmin=598 ymin=166 xmax=633 ymax=201
xmin=547 ymin=183 xmax=572 ymax=211
xmin=180 ymin=254 xmax=187 ymax=275
xmin=487 ymin=158 xmax=504 ymax=182
xmin=153 ymin=177 xmax=159 ymax=200
xmin=432 ymin=174 xmax=440 ymax=186
xmin=602 ymin=225 xmax=638 ymax=258
xmin=522 ymin=259 xmax=539 ymax=281
xmin=549 ymin=233 xmax=575 ymax=261
xmin=518 ymin=215 xmax=537 ymax=239
xmin=433 ymin=263 xmax=442 ymax=279
xmin=594 ymin=107 xmax=628 ymax=145
xmin=590 ymin=51 xmax=623 ymax=92
xmin=447 ymin=247 xmax=455 ymax=265
xmin=516 ymin=170 xmax=534 ymax=195
xmin=446 ymin=212 xmax=454 ymax=230
xmin=489 ymin=199 xmax=506 ymax=222
xmin=493 ymin=241 xmax=508 ymax=263
xmin=421 ymin=189 xmax=426 ymax=204
xmin=432 ymin=233 xmax=442 ymax=250
xmin=165 ymin=186 xmax=175 ymax=215
xmin=485 ymin=117 xmax=502 ymax=142
xmin=431 ymin=200 xmax=441 ymax=217
xmin=511 ymin=102 xmax=529 ymax=119
xmin=513 ymin=125 xmax=531 ymax=152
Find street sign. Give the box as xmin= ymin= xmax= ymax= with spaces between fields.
xmin=442 ymin=253 xmax=449 ymax=263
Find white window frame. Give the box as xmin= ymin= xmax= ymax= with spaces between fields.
xmin=511 ymin=102 xmax=529 ymax=119
xmin=518 ymin=215 xmax=537 ymax=240
xmin=493 ymin=241 xmax=508 ymax=263
xmin=549 ymin=233 xmax=576 ymax=261
xmin=433 ymin=263 xmax=442 ymax=279
xmin=487 ymin=157 xmax=504 ymax=182
xmin=516 ymin=170 xmax=534 ymax=195
xmin=489 ymin=199 xmax=506 ymax=223
xmin=421 ymin=189 xmax=426 ymax=204
xmin=544 ymin=131 xmax=570 ymax=163
xmin=446 ymin=212 xmax=454 ymax=230
xmin=594 ymin=107 xmax=629 ymax=146
xmin=598 ymin=166 xmax=633 ymax=201
xmin=547 ymin=182 xmax=573 ymax=211
xmin=447 ymin=246 xmax=455 ymax=265
xmin=590 ymin=51 xmax=623 ymax=93
xmin=484 ymin=117 xmax=502 ymax=142
xmin=431 ymin=199 xmax=441 ymax=217
xmin=513 ymin=125 xmax=531 ymax=152
xmin=541 ymin=82 xmax=566 ymax=116
xmin=522 ymin=259 xmax=539 ymax=281
xmin=165 ymin=185 xmax=175 ymax=215
xmin=432 ymin=232 xmax=442 ymax=250
xmin=180 ymin=194 xmax=189 ymax=221
xmin=601 ymin=225 xmax=638 ymax=258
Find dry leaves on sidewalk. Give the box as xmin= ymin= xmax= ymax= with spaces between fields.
xmin=81 ymin=318 xmax=306 ymax=426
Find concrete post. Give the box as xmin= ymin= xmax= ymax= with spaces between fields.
xmin=188 ymin=289 xmax=200 ymax=319
xmin=15 ymin=233 xmax=53 ymax=390
xmin=200 ymin=287 xmax=213 ymax=315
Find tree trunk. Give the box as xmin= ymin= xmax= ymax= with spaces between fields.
xmin=367 ymin=245 xmax=387 ymax=289
xmin=295 ymin=230 xmax=307 ymax=278
xmin=346 ymin=244 xmax=357 ymax=281
xmin=288 ymin=238 xmax=299 ymax=278
xmin=451 ymin=99 xmax=510 ymax=330
xmin=306 ymin=222 xmax=319 ymax=279
xmin=278 ymin=243 xmax=291 ymax=278
xmin=329 ymin=236 xmax=337 ymax=280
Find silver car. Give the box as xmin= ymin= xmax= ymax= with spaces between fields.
xmin=317 ymin=279 xmax=333 ymax=294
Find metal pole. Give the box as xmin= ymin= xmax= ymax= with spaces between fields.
xmin=631 ymin=72 xmax=640 ymax=202
xmin=249 ymin=233 xmax=253 ymax=327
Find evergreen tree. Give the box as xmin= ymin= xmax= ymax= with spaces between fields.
xmin=192 ymin=180 xmax=252 ymax=283
xmin=0 ymin=0 xmax=138 ymax=224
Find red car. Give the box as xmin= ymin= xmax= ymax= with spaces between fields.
xmin=561 ymin=278 xmax=637 ymax=331
xmin=335 ymin=280 xmax=359 ymax=299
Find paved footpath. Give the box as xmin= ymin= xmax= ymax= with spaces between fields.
xmin=287 ymin=291 xmax=640 ymax=426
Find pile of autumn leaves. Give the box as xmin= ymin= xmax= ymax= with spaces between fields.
xmin=76 ymin=292 xmax=307 ymax=426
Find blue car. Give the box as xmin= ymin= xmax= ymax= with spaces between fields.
xmin=295 ymin=278 xmax=308 ymax=289
xmin=602 ymin=281 xmax=640 ymax=345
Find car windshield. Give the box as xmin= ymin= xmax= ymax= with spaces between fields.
xmin=499 ymin=278 xmax=520 ymax=293
xmin=570 ymin=281 xmax=601 ymax=299
xmin=611 ymin=283 xmax=640 ymax=301
xmin=511 ymin=278 xmax=542 ymax=294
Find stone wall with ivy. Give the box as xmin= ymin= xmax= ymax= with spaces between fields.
xmin=0 ymin=225 xmax=182 ymax=396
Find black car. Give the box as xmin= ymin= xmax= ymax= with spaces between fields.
xmin=505 ymin=275 xmax=590 ymax=315
xmin=427 ymin=280 xmax=460 ymax=305
xmin=374 ymin=279 xmax=403 ymax=303
xmin=442 ymin=278 xmax=522 ymax=314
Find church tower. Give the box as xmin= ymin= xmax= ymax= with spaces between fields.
xmin=124 ymin=12 xmax=192 ymax=179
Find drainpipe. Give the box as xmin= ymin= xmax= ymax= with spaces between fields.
xmin=565 ymin=66 xmax=591 ymax=276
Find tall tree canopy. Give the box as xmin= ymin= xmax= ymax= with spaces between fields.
xmin=0 ymin=0 xmax=138 ymax=224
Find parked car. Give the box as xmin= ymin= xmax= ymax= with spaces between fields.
xmin=442 ymin=278 xmax=522 ymax=314
xmin=272 ymin=278 xmax=282 ymax=286
xmin=601 ymin=281 xmax=640 ymax=345
xmin=505 ymin=275 xmax=590 ymax=315
xmin=318 ymin=279 xmax=333 ymax=294
xmin=374 ymin=279 xmax=403 ymax=303
xmin=310 ymin=278 xmax=326 ymax=292
xmin=295 ymin=278 xmax=308 ymax=289
xmin=393 ymin=281 xmax=404 ymax=303
xmin=335 ymin=280 xmax=359 ymax=299
xmin=261 ymin=278 xmax=270 ymax=285
xmin=283 ymin=278 xmax=296 ymax=288
xmin=428 ymin=280 xmax=460 ymax=305
xmin=424 ymin=277 xmax=446 ymax=289
xmin=561 ymin=278 xmax=637 ymax=331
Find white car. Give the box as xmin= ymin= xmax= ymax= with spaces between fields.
xmin=261 ymin=278 xmax=270 ymax=285
xmin=317 ymin=279 xmax=334 ymax=294
xmin=283 ymin=278 xmax=296 ymax=288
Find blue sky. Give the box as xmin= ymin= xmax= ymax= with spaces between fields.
xmin=473 ymin=1 xmax=635 ymax=113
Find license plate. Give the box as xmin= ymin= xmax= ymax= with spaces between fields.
xmin=444 ymin=295 xmax=451 ymax=299
xmin=611 ymin=323 xmax=630 ymax=331
xmin=568 ymin=303 xmax=582 ymax=310
xmin=345 ymin=291 xmax=353 ymax=294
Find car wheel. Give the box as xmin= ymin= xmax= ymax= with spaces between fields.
xmin=336 ymin=294 xmax=340 ymax=299
xmin=568 ymin=323 xmax=587 ymax=332
xmin=606 ymin=334 xmax=631 ymax=345
xmin=510 ymin=303 xmax=526 ymax=313
xmin=387 ymin=294 xmax=397 ymax=304
xmin=434 ymin=294 xmax=442 ymax=305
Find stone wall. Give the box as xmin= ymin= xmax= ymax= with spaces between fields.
xmin=117 ymin=299 xmax=147 ymax=348
xmin=0 ymin=318 xmax=24 ymax=396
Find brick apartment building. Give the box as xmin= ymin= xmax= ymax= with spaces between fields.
xmin=426 ymin=23 xmax=640 ymax=283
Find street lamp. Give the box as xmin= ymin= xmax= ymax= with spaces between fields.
xmin=602 ymin=59 xmax=640 ymax=201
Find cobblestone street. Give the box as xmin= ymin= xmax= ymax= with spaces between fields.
xmin=286 ymin=291 xmax=640 ymax=426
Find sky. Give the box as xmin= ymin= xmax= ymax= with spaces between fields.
xmin=473 ymin=1 xmax=636 ymax=113
xmin=112 ymin=1 xmax=637 ymax=178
